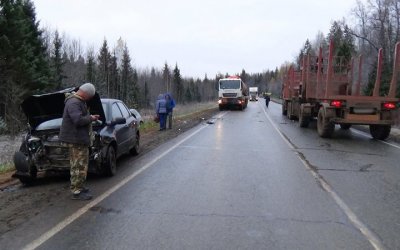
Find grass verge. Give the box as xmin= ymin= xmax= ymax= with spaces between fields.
xmin=0 ymin=162 xmax=15 ymax=174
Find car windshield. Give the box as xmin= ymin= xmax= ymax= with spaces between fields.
xmin=219 ymin=80 xmax=241 ymax=89
xmin=131 ymin=109 xmax=140 ymax=117
xmin=101 ymin=102 xmax=109 ymax=121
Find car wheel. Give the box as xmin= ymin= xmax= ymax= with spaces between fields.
xmin=13 ymin=151 xmax=37 ymax=185
xmin=104 ymin=146 xmax=117 ymax=176
xmin=130 ymin=132 xmax=140 ymax=156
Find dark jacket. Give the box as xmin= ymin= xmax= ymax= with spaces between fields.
xmin=164 ymin=93 xmax=176 ymax=113
xmin=59 ymin=94 xmax=92 ymax=146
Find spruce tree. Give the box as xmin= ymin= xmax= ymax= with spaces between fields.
xmin=51 ymin=30 xmax=65 ymax=90
xmin=144 ymin=80 xmax=149 ymax=108
xmin=120 ymin=45 xmax=132 ymax=101
xmin=109 ymin=51 xmax=118 ymax=98
xmin=0 ymin=0 xmax=50 ymax=135
xmin=97 ymin=39 xmax=111 ymax=96
xmin=162 ymin=62 xmax=171 ymax=92
xmin=173 ymin=63 xmax=183 ymax=103
xmin=86 ymin=49 xmax=96 ymax=83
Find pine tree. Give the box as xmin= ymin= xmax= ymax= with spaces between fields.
xmin=173 ymin=63 xmax=183 ymax=103
xmin=0 ymin=0 xmax=50 ymax=135
xmin=97 ymin=39 xmax=111 ymax=96
xmin=143 ymin=80 xmax=150 ymax=108
xmin=297 ymin=39 xmax=313 ymax=68
xmin=130 ymin=68 xmax=139 ymax=108
xmin=120 ymin=45 xmax=132 ymax=101
xmin=240 ymin=69 xmax=247 ymax=82
xmin=86 ymin=48 xmax=96 ymax=83
xmin=109 ymin=51 xmax=118 ymax=98
xmin=51 ymin=30 xmax=65 ymax=90
xmin=162 ymin=62 xmax=171 ymax=92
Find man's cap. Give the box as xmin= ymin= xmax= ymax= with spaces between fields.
xmin=79 ymin=83 xmax=96 ymax=97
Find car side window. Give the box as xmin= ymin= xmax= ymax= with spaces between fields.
xmin=111 ymin=103 xmax=123 ymax=120
xmin=117 ymin=102 xmax=131 ymax=119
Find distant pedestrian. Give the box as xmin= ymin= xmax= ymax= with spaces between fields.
xmin=156 ymin=94 xmax=167 ymax=131
xmin=265 ymin=94 xmax=270 ymax=108
xmin=59 ymin=83 xmax=100 ymax=200
xmin=164 ymin=93 xmax=176 ymax=129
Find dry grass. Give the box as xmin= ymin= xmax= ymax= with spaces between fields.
xmin=139 ymin=101 xmax=216 ymax=122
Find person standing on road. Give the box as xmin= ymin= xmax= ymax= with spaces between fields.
xmin=164 ymin=93 xmax=176 ymax=129
xmin=59 ymin=83 xmax=100 ymax=200
xmin=265 ymin=94 xmax=270 ymax=108
xmin=156 ymin=94 xmax=167 ymax=131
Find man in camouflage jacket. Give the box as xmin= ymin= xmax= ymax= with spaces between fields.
xmin=59 ymin=83 xmax=100 ymax=200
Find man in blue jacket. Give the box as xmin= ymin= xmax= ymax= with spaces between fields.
xmin=59 ymin=83 xmax=100 ymax=200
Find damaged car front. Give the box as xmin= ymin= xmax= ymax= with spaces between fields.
xmin=13 ymin=87 xmax=108 ymax=184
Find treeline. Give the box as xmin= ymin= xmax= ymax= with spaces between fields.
xmin=0 ymin=0 xmax=279 ymax=135
xmin=0 ymin=0 xmax=279 ymax=136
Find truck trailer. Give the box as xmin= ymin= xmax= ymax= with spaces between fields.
xmin=282 ymin=40 xmax=400 ymax=140
xmin=249 ymin=87 xmax=259 ymax=101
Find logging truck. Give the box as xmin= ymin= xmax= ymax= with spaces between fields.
xmin=282 ymin=40 xmax=400 ymax=140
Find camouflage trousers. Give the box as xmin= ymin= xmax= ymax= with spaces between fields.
xmin=66 ymin=143 xmax=89 ymax=194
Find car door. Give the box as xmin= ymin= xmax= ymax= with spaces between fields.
xmin=117 ymin=102 xmax=137 ymax=153
xmin=111 ymin=102 xmax=130 ymax=156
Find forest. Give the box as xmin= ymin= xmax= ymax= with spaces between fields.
xmin=1 ymin=0 xmax=400 ymax=135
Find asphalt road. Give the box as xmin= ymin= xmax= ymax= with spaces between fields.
xmin=2 ymin=100 xmax=400 ymax=249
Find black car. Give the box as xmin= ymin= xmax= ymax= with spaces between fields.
xmin=13 ymin=87 xmax=140 ymax=184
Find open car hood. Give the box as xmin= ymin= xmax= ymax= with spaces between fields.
xmin=21 ymin=87 xmax=106 ymax=129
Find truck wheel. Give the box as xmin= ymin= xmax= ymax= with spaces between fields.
xmin=340 ymin=124 xmax=352 ymax=130
xmin=282 ymin=101 xmax=287 ymax=115
xmin=299 ymin=105 xmax=310 ymax=128
xmin=103 ymin=146 xmax=117 ymax=176
xmin=317 ymin=107 xmax=334 ymax=138
xmin=369 ymin=125 xmax=391 ymax=140
xmin=287 ymin=102 xmax=296 ymax=120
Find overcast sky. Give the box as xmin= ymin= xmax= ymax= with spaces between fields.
xmin=33 ymin=0 xmax=360 ymax=78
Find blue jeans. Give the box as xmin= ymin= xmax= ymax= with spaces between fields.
xmin=159 ymin=113 xmax=167 ymax=130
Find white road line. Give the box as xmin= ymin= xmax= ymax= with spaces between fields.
xmin=259 ymin=103 xmax=386 ymax=250
xmin=23 ymin=112 xmax=228 ymax=250
xmin=351 ymin=129 xmax=400 ymax=150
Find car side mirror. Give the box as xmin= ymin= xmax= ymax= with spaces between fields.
xmin=108 ymin=117 xmax=126 ymax=126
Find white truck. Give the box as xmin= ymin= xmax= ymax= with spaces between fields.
xmin=218 ymin=76 xmax=249 ymax=110
xmin=249 ymin=87 xmax=258 ymax=101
